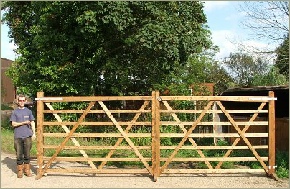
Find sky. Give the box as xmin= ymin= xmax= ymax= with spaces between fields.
xmin=0 ymin=1 xmax=282 ymax=62
xmin=203 ymin=1 xmax=279 ymax=61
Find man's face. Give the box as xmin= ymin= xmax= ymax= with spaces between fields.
xmin=18 ymin=97 xmax=26 ymax=108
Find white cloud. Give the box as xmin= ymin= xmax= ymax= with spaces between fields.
xmin=210 ymin=29 xmax=277 ymax=62
xmin=240 ymin=40 xmax=277 ymax=64
xmin=211 ymin=30 xmax=237 ymax=60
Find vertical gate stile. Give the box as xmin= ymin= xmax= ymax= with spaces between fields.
xmin=155 ymin=91 xmax=160 ymax=178
xmin=36 ymin=92 xmax=44 ymax=180
xmin=151 ymin=91 xmax=156 ymax=180
xmin=268 ymin=91 xmax=276 ymax=176
xmin=151 ymin=91 xmax=160 ymax=181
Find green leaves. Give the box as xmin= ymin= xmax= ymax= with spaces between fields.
xmin=275 ymin=35 xmax=289 ymax=79
xmin=3 ymin=1 xmax=214 ymax=97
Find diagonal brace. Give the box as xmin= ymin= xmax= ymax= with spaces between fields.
xmin=216 ymin=101 xmax=269 ymax=171
xmin=98 ymin=101 xmax=150 ymax=169
xmin=45 ymin=102 xmax=97 ymax=169
xmin=162 ymin=100 xmax=213 ymax=169
xmin=98 ymin=101 xmax=153 ymax=174
xmin=160 ymin=101 xmax=214 ymax=173
xmin=215 ymin=102 xmax=266 ymax=169
xmin=37 ymin=101 xmax=95 ymax=178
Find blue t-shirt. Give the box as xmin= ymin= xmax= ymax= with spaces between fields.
xmin=10 ymin=107 xmax=35 ymax=139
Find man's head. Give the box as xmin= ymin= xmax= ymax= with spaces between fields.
xmin=17 ymin=94 xmax=27 ymax=108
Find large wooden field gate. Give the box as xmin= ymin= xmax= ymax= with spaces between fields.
xmin=35 ymin=91 xmax=277 ymax=181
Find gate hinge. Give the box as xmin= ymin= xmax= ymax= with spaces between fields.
xmin=268 ymin=165 xmax=277 ymax=169
xmin=36 ymin=165 xmax=45 ymax=168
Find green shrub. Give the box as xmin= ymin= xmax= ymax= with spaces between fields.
xmin=276 ymin=151 xmax=289 ymax=178
xmin=1 ymin=117 xmax=12 ymax=131
xmin=1 ymin=103 xmax=13 ymax=110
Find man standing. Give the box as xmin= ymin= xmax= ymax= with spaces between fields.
xmin=10 ymin=94 xmax=36 ymax=178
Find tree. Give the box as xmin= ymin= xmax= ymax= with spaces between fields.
xmin=155 ymin=54 xmax=233 ymax=96
xmin=240 ymin=1 xmax=289 ymax=42
xmin=275 ymin=34 xmax=289 ymax=79
xmin=222 ymin=53 xmax=269 ymax=87
xmin=2 ymin=1 xmax=213 ymax=97
xmin=252 ymin=66 xmax=288 ymax=86
xmin=239 ymin=2 xmax=289 ymax=82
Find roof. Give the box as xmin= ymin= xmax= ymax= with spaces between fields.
xmin=220 ymin=85 xmax=289 ymax=118
xmin=221 ymin=85 xmax=289 ymax=95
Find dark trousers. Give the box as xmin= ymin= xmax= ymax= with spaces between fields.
xmin=14 ymin=137 xmax=32 ymax=165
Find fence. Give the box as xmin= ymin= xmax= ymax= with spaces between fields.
xmin=35 ymin=91 xmax=277 ymax=181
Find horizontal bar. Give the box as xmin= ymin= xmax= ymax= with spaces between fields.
xmin=43 ymin=145 xmax=268 ymax=150
xmin=42 ymin=109 xmax=268 ymax=114
xmin=36 ymin=96 xmax=152 ymax=102
xmin=162 ymin=169 xmax=266 ymax=174
xmin=42 ymin=121 xmax=152 ymax=126
xmin=160 ymin=96 xmax=275 ymax=102
xmin=249 ymin=97 xmax=277 ymax=101
xmin=42 ymin=133 xmax=268 ymax=138
xmin=43 ymin=157 xmax=268 ymax=162
xmin=35 ymin=97 xmax=63 ymax=101
xmin=35 ymin=96 xmax=275 ymax=102
xmin=45 ymin=168 xmax=266 ymax=174
xmin=46 ymin=168 xmax=149 ymax=174
xmin=41 ymin=121 xmax=268 ymax=126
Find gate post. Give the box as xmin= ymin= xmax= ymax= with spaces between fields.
xmin=268 ymin=91 xmax=276 ymax=177
xmin=151 ymin=91 xmax=160 ymax=182
xmin=35 ymin=92 xmax=44 ymax=180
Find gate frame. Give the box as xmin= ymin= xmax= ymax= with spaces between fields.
xmin=35 ymin=91 xmax=277 ymax=181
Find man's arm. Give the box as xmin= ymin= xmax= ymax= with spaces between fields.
xmin=11 ymin=120 xmax=31 ymax=128
xmin=31 ymin=121 xmax=36 ymax=140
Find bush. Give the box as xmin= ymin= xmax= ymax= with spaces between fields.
xmin=1 ymin=117 xmax=12 ymax=131
xmin=1 ymin=103 xmax=13 ymax=110
xmin=276 ymin=151 xmax=289 ymax=178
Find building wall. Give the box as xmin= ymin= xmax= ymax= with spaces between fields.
xmin=227 ymin=117 xmax=289 ymax=152
xmin=1 ymin=58 xmax=16 ymax=104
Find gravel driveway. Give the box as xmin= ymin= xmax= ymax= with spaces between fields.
xmin=1 ymin=152 xmax=288 ymax=188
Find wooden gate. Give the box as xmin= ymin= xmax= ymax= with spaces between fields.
xmin=35 ymin=91 xmax=276 ymax=181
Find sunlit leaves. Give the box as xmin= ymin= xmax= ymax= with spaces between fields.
xmin=3 ymin=1 xmax=213 ymax=97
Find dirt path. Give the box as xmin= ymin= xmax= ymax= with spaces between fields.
xmin=1 ymin=152 xmax=288 ymax=188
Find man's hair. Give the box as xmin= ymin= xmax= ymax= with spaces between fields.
xmin=17 ymin=94 xmax=26 ymax=100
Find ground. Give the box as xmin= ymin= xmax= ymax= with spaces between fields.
xmin=1 ymin=152 xmax=289 ymax=188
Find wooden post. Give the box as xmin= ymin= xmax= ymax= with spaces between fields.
xmin=151 ymin=91 xmax=160 ymax=182
xmin=268 ymin=91 xmax=276 ymax=177
xmin=155 ymin=91 xmax=160 ymax=178
xmin=35 ymin=92 xmax=44 ymax=180
xmin=213 ymin=102 xmax=217 ymax=145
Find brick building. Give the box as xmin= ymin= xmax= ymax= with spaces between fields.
xmin=1 ymin=58 xmax=16 ymax=104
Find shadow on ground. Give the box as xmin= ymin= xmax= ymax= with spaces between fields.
xmin=1 ymin=155 xmax=37 ymax=175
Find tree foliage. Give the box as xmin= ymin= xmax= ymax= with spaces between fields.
xmin=275 ymin=34 xmax=289 ymax=79
xmin=239 ymin=2 xmax=289 ymax=82
xmin=155 ymin=54 xmax=233 ymax=96
xmin=2 ymin=1 xmax=213 ymax=97
xmin=240 ymin=1 xmax=289 ymax=42
xmin=252 ymin=66 xmax=288 ymax=86
xmin=222 ymin=53 xmax=269 ymax=87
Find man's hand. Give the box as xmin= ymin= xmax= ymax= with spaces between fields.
xmin=32 ymin=134 xmax=36 ymax=141
xmin=24 ymin=120 xmax=31 ymax=125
